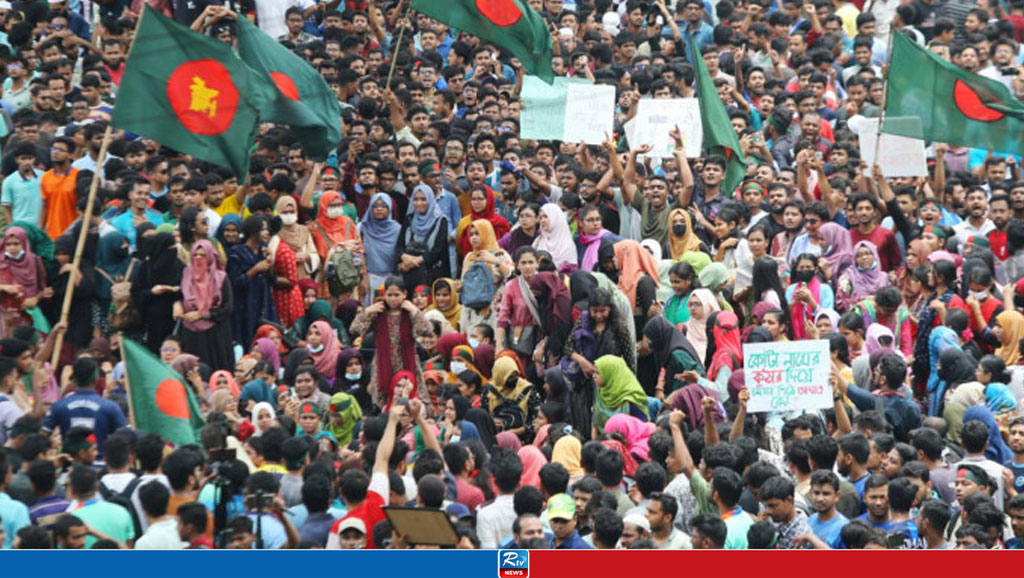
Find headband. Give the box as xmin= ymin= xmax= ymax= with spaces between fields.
xmin=298 ymin=402 xmax=322 ymax=417
xmin=957 ymin=467 xmax=988 ymax=487
xmin=741 ymin=181 xmax=766 ymax=197
xmin=922 ymin=225 xmax=948 ymax=240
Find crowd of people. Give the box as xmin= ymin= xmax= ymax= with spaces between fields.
xmin=0 ymin=0 xmax=1023 ymax=552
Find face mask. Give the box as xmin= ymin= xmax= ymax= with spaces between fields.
xmin=4 ymin=250 xmax=24 ymax=260
xmin=307 ymin=343 xmax=324 ymax=354
xmin=326 ymin=206 xmax=344 ymax=219
xmin=672 ymin=223 xmax=687 ymax=237
xmin=345 ymin=371 xmax=362 ymax=381
xmin=793 ymin=269 xmax=815 ymax=284
xmin=969 ymin=289 xmax=988 ymax=300
xmin=450 ymin=361 xmax=467 ymax=375
xmin=468 ymin=338 xmax=480 ymax=349
xmin=280 ymin=213 xmax=298 ymax=226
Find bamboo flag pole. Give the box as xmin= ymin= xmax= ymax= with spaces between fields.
xmin=117 ymin=335 xmax=137 ymax=429
xmin=871 ymin=28 xmax=897 ymax=169
xmin=384 ymin=3 xmax=414 ymax=91
xmin=50 ymin=125 xmax=113 ymax=369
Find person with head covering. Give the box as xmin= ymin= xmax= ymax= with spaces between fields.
xmin=47 ymin=234 xmax=96 ymax=347
xmin=176 ymin=240 xmax=234 ymax=371
xmin=284 ymin=298 xmax=350 ymax=350
xmin=528 ymin=271 xmax=573 ymax=360
xmin=663 ymin=260 xmax=699 ymax=326
xmin=215 ymin=213 xmax=242 ymax=251
xmin=274 ymin=195 xmax=319 ymax=281
xmin=682 ymin=288 xmax=721 ymax=366
xmin=898 ymin=239 xmax=931 ymax=302
xmin=836 ymin=241 xmax=889 ymax=312
xmin=306 ymin=319 xmax=343 ymax=388
xmin=359 ymin=192 xmax=402 ymax=299
xmin=208 ymin=369 xmax=240 ymax=398
xmin=252 ymin=324 xmax=287 ymax=354
xmin=94 ymin=231 xmax=132 ymax=335
xmin=227 ymin=216 xmax=276 ymax=347
xmin=450 ymin=345 xmax=484 ymax=383
xmin=423 ymin=278 xmax=461 ymax=332
xmin=326 ymin=392 xmax=363 ymax=447
xmin=926 ymin=328 xmax=969 ymax=417
xmin=604 ymin=414 xmax=656 ymax=463
xmin=786 ymin=252 xmax=837 ymax=340
xmin=461 ymin=219 xmax=513 ymax=329
xmin=551 ymin=434 xmax=584 ymax=483
xmin=267 ymin=215 xmax=306 ymax=330
xmin=639 ymin=316 xmax=706 ymax=397
xmin=497 ymin=431 xmax=523 ymax=453
xmin=699 ymin=311 xmax=743 ymax=398
xmin=130 ymin=231 xmax=184 ymax=353
xmin=396 ymin=183 xmax=451 ymax=290
xmin=593 ymin=355 xmax=649 ymax=435
xmin=250 ymin=401 xmax=277 ymax=437
xmin=518 ymin=445 xmax=548 ymax=488
xmin=456 ymin=185 xmax=510 ymax=259
xmin=610 ymin=239 xmax=660 ymax=313
xmin=963 ymin=405 xmax=1015 ymax=465
xmin=463 ymin=407 xmax=498 ymax=449
xmin=995 ymin=310 xmax=1024 ymax=367
xmin=251 ymin=338 xmax=282 ymax=373
xmin=473 ymin=343 xmax=495 ymax=380
xmin=533 ymin=203 xmax=577 ymax=271
xmin=697 ymin=261 xmax=732 ymax=312
xmin=0 ymin=226 xmax=49 ymax=333
xmin=667 ymin=208 xmax=703 ymax=260
xmin=486 ymin=356 xmax=541 ymax=442
xmin=813 ymin=222 xmax=855 ymax=285
xmin=308 ymin=190 xmax=359 ymax=264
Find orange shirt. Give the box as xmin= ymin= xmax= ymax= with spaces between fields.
xmin=41 ymin=166 xmax=80 ymax=239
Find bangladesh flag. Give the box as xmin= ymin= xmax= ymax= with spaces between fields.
xmin=410 ymin=0 xmax=554 ymax=82
xmin=235 ymin=17 xmax=342 ymax=161
xmin=884 ymin=31 xmax=1024 ymax=154
xmin=688 ymin=37 xmax=747 ymax=197
xmin=111 ymin=6 xmax=276 ymax=178
xmin=122 ymin=338 xmax=204 ymax=447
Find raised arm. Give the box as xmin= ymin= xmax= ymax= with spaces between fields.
xmin=668 ymin=409 xmax=696 ymax=478
xmin=299 ymin=163 xmax=322 ymax=212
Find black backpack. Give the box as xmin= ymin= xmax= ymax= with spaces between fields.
xmin=98 ymin=476 xmax=144 ymax=539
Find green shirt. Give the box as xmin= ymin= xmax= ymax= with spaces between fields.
xmin=722 ymin=507 xmax=755 ymax=549
xmin=689 ymin=471 xmax=716 ymax=517
xmin=76 ymin=500 xmax=135 ymax=547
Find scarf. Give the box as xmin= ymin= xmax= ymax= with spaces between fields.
xmin=456 ymin=186 xmax=510 ymax=257
xmin=374 ymin=309 xmax=418 ymax=406
xmin=216 ymin=213 xmax=242 ymax=249
xmin=790 ymin=275 xmax=823 ymax=340
xmin=848 ymin=241 xmax=888 ymax=298
xmin=670 ymin=383 xmax=726 ymax=432
xmin=914 ymin=287 xmax=957 ymax=386
xmin=708 ymin=311 xmax=743 ymax=380
xmin=327 ymin=392 xmax=363 ymax=447
xmin=251 ymin=402 xmax=276 ymax=436
xmin=0 ymin=226 xmax=43 ymax=297
xmin=438 ymin=332 xmax=469 ymax=360
xmin=594 ymin=355 xmax=649 ymax=430
xmin=12 ymin=221 xmax=54 ymax=269
xmin=668 ymin=209 xmax=702 ymax=259
xmin=552 ymin=435 xmax=583 ymax=478
xmin=408 ymin=184 xmax=445 ymax=239
xmin=963 ymin=405 xmax=1014 ymax=464
xmin=309 ymin=319 xmax=343 ymax=379
xmin=818 ymin=222 xmax=854 ymax=281
xmin=282 ymin=349 xmax=313 ymax=387
xmin=579 ymin=228 xmax=611 ymax=272
xmin=171 ymin=354 xmax=200 ymax=382
xmin=865 ymin=324 xmax=898 ymax=358
xmin=927 ymin=329 xmax=965 ymax=416
xmin=181 ymin=240 xmax=225 ymax=332
xmin=489 ymin=356 xmax=534 ymax=421
xmin=996 ymin=310 xmax=1024 ymax=366
xmin=679 ymin=250 xmax=712 ymax=274
xmin=643 ymin=316 xmax=700 ymax=373
xmin=529 ymin=271 xmax=572 ymax=328
xmin=684 ymin=289 xmax=720 ymax=365
xmin=474 ymin=344 xmax=495 ymax=380
xmin=311 ymin=190 xmax=358 ymax=257
xmin=207 ymin=369 xmax=240 ymax=398
xmin=518 ymin=446 xmax=547 ymax=488
xmin=613 ymin=240 xmax=660 ymax=309
xmin=255 ymin=338 xmax=281 ymax=372
xmin=359 ymin=192 xmax=401 ymax=275
xmin=604 ymin=413 xmax=655 ymax=462
xmin=986 ymin=383 xmax=1017 ymax=415
xmin=95 ymin=230 xmax=130 ymax=300
xmin=464 ymin=407 xmax=498 ymax=449
xmin=142 ymin=232 xmax=184 ymax=287
xmin=533 ymin=203 xmax=577 ymax=270
xmin=275 ymin=195 xmax=310 ymax=253
xmin=429 ymin=278 xmax=462 ymax=330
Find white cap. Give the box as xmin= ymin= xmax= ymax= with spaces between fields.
xmin=0 ymin=1 xmax=14 ymax=9
xmin=623 ymin=513 xmax=651 ymax=534
xmin=335 ymin=518 xmax=366 ymax=535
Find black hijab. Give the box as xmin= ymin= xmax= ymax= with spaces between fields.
xmin=569 ymin=270 xmax=598 ymax=309
xmin=142 ymin=232 xmax=182 ymax=286
xmin=643 ymin=316 xmax=700 ymax=370
xmin=937 ymin=348 xmax=976 ymax=387
xmin=544 ymin=366 xmax=571 ymax=410
xmin=282 ymin=348 xmax=313 ymax=387
xmin=464 ymin=407 xmax=498 ymax=449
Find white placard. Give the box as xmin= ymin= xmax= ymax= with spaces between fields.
xmin=849 ymin=115 xmax=928 ymax=177
xmin=743 ymin=340 xmax=832 ymax=413
xmin=631 ymin=98 xmax=703 ymax=158
xmin=563 ymin=82 xmax=616 ymax=145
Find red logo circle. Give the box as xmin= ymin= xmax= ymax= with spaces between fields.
xmin=476 ymin=0 xmax=522 ymax=27
xmin=166 ymin=59 xmax=239 ymax=135
xmin=270 ymin=71 xmax=300 ymax=101
xmin=155 ymin=378 xmax=191 ymax=420
xmin=953 ymin=79 xmax=1004 ymax=122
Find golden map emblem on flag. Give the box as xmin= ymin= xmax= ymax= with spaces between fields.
xmin=166 ymin=59 xmax=239 ymax=135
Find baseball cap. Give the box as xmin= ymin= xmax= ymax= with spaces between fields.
xmin=546 ymin=493 xmax=576 ymax=521
xmin=335 ymin=518 xmax=366 ymax=535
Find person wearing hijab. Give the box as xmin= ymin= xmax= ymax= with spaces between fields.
xmin=359 ymin=192 xmax=402 ymax=297
xmin=44 ymin=234 xmax=95 ymax=348
xmin=551 ymin=434 xmax=584 ymax=483
xmin=699 ymin=311 xmax=743 ymax=398
xmin=463 ymin=407 xmax=498 ymax=449
xmin=995 ymin=310 xmax=1024 ymax=367
xmin=486 ymin=356 xmax=541 ymax=442
xmin=285 ymin=299 xmax=350 ymax=349
xmin=682 ymin=288 xmax=721 ymax=366
xmin=528 ymin=271 xmax=572 ymax=360
xmin=697 ymin=262 xmax=732 ymax=311
xmin=94 ymin=231 xmax=133 ymax=335
xmin=927 ymin=328 xmax=969 ymax=417
xmin=274 ymin=195 xmax=319 ymax=281
xmin=604 ymin=414 xmax=655 ymax=463
xmin=836 ymin=241 xmax=889 ymax=312
xmin=666 ymin=208 xmax=703 ymax=260
xmin=473 ymin=343 xmax=495 ymax=380
xmin=176 ymin=240 xmax=233 ymax=371
xmin=208 ymin=369 xmax=240 ymax=399
xmin=518 ymin=445 xmax=548 ymax=488
xmin=787 ymin=252 xmax=836 ymax=340
xmin=334 ymin=348 xmax=373 ymax=412
xmin=0 ymin=226 xmax=50 ymax=332
xmin=267 ymin=221 xmax=306 ymax=330
xmin=593 ymin=355 xmax=650 ymax=436
xmin=308 ymin=190 xmax=359 ymax=264
xmin=456 ymin=185 xmax=510 ymax=260
xmin=326 ymin=391 xmax=363 ymax=447
xmin=898 ymin=239 xmax=930 ymax=303
xmin=460 ymin=219 xmax=513 ymax=330
xmin=130 ymin=231 xmax=183 ymax=353
xmin=423 ymin=278 xmax=462 ymax=332
xmin=813 ymin=222 xmax=855 ymax=286
xmin=396 ymin=183 xmax=450 ymax=290
xmin=250 ymin=401 xmax=277 ymax=437
xmin=963 ymin=405 xmax=1015 ymax=465
xmin=639 ymin=316 xmax=705 ymax=397
xmin=216 ymin=214 xmax=242 ymax=252
xmin=251 ymin=338 xmax=282 ymax=374
xmin=533 ymin=203 xmax=577 ymax=272
xmin=306 ymin=319 xmax=343 ymax=388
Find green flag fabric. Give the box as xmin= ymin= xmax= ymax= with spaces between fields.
xmin=884 ymin=31 xmax=1024 ymax=154
xmin=688 ymin=37 xmax=747 ymax=196
xmin=235 ymin=17 xmax=342 ymax=161
xmin=111 ymin=6 xmax=276 ymax=178
xmin=122 ymin=338 xmax=204 ymax=447
xmin=410 ymin=0 xmax=554 ymax=82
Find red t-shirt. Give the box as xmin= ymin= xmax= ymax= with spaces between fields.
xmin=988 ymin=229 xmax=1009 ymax=261
xmin=456 ymin=479 xmax=485 ymax=512
xmin=329 ymin=489 xmax=386 ymax=549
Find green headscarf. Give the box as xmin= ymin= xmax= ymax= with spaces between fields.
xmin=156 ymin=223 xmax=176 ymax=234
xmin=593 ymin=355 xmax=649 ymax=430
xmin=12 ymin=221 xmax=55 ymax=269
xmin=288 ymin=299 xmax=350 ymax=347
xmin=327 ymin=392 xmax=363 ymax=447
xmin=678 ymin=250 xmax=711 ymax=273
xmin=697 ymin=262 xmax=733 ymax=312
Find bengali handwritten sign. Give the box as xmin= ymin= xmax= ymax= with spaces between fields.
xmin=628 ymin=98 xmax=703 ymax=158
xmin=743 ymin=340 xmax=831 ymax=413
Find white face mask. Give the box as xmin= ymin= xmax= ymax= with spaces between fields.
xmin=307 ymin=343 xmax=324 ymax=354
xmin=4 ymin=250 xmax=25 ymax=260
xmin=450 ymin=361 xmax=467 ymax=375
xmin=326 ymin=206 xmax=344 ymax=219
xmin=969 ymin=289 xmax=988 ymax=301
xmin=467 ymin=338 xmax=480 ymax=349
xmin=280 ymin=213 xmax=298 ymax=226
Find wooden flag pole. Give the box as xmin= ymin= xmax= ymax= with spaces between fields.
xmin=872 ymin=29 xmax=896 ymax=169
xmin=385 ymin=3 xmax=414 ymax=91
xmin=117 ymin=334 xmax=137 ymax=429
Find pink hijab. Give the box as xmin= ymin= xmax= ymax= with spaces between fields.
xmin=255 ymin=337 xmax=281 ymax=372
xmin=207 ymin=369 xmax=240 ymax=398
xmin=518 ymin=445 xmax=548 ymax=488
xmin=308 ymin=320 xmax=342 ymax=379
xmin=181 ymin=240 xmax=225 ymax=331
xmin=604 ymin=414 xmax=655 ymax=462
xmin=847 ymin=241 xmax=888 ymax=298
xmin=817 ymin=222 xmax=854 ymax=280
xmin=0 ymin=226 xmax=44 ymax=297
xmin=496 ymin=431 xmax=522 ymax=453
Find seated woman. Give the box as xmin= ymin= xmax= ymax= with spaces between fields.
xmin=485 ymin=356 xmax=541 ymax=443
xmin=663 ymin=261 xmax=698 ymax=325
xmin=836 ymin=241 xmax=889 ymax=313
xmin=851 ymin=286 xmax=914 ymax=358
xmin=498 ymin=203 xmax=540 ymax=256
xmin=681 ymin=288 xmax=720 ymax=367
xmin=593 ymin=355 xmax=650 ymax=438
xmin=423 ymin=278 xmax=461 ymax=332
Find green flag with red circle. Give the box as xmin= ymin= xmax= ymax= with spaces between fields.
xmin=111 ymin=6 xmax=276 ymax=179
xmin=410 ymin=0 xmax=554 ymax=82
xmin=234 ymin=17 xmax=342 ymax=161
xmin=122 ymin=338 xmax=204 ymax=448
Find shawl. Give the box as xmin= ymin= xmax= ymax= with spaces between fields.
xmin=529 ymin=271 xmax=572 ymax=328
xmin=643 ymin=316 xmax=701 ymax=374
xmin=282 ymin=349 xmax=313 ymax=387
xmin=408 ymin=184 xmax=445 ymax=239
xmin=668 ymin=208 xmax=702 ymax=259
xmin=253 ymin=324 xmax=288 ymax=353
xmin=497 ymin=431 xmax=522 ymax=452
xmin=865 ymin=323 xmax=898 ymax=359
xmin=847 ymin=241 xmax=888 ymax=298
xmin=216 ymin=213 xmax=242 ymax=249
xmin=464 ymin=407 xmax=498 ymax=449
xmin=670 ymin=383 xmax=726 ymax=432
xmin=545 ymin=366 xmax=571 ymax=410
xmin=327 ymin=392 xmax=363 ymax=447
xmin=181 ymin=240 xmax=225 ymax=332
xmin=533 ymin=203 xmax=578 ymax=270
xmin=602 ymin=438 xmax=640 ymax=478
xmin=374 ymin=310 xmax=418 ymax=407
xmin=438 ymin=332 xmax=469 ymax=360
xmin=489 ymin=356 xmax=534 ymax=422
xmin=275 ymin=195 xmax=310 ymax=253
xmin=473 ymin=343 xmax=495 ymax=380
xmin=207 ymin=369 xmax=240 ymax=398
xmin=427 ymin=278 xmax=462 ymax=331
xmin=456 ymin=186 xmax=510 ymax=257
xmin=0 ymin=226 xmax=44 ymax=297
xmin=594 ymin=355 xmax=650 ymax=429
xmin=613 ymin=240 xmax=660 ymax=309
xmin=791 ymin=274 xmax=824 ymax=341
xmin=963 ymin=405 xmax=1014 ymax=464
xmin=309 ymin=319 xmax=343 ymax=380
xmin=359 ymin=192 xmax=401 ymax=275
xmin=251 ymin=402 xmax=276 ymax=436
xmin=579 ymin=228 xmax=611 ymax=272
xmin=518 ymin=446 xmax=548 ymax=487
xmin=170 ymin=354 xmax=200 ymax=381
xmin=708 ymin=311 xmax=743 ymax=380
xmin=604 ymin=413 xmax=655 ymax=462
xmin=11 ymin=221 xmax=54 ymax=268
xmin=310 ymin=190 xmax=358 ymax=257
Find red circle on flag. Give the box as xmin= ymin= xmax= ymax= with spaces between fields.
xmin=476 ymin=0 xmax=522 ymax=27
xmin=953 ymin=79 xmax=1004 ymax=122
xmin=270 ymin=71 xmax=300 ymax=101
xmin=155 ymin=378 xmax=191 ymax=420
xmin=166 ymin=59 xmax=239 ymax=135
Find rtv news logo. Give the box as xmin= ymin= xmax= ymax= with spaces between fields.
xmin=498 ymin=549 xmax=529 ymax=578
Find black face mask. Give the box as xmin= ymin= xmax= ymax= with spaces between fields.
xmin=793 ymin=269 xmax=815 ymax=284
xmin=672 ymin=223 xmax=687 ymax=237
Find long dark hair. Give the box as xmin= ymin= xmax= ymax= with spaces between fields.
xmin=751 ymin=257 xmax=788 ymax=313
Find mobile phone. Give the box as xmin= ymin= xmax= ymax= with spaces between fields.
xmin=886 ymin=533 xmax=905 ymax=549
xmin=1001 ymin=67 xmax=1018 ymax=76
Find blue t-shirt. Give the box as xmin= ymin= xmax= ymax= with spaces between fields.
xmin=808 ymin=512 xmax=848 ymax=549
xmin=247 ymin=512 xmax=286 ymax=549
xmin=41 ymin=390 xmax=128 ymax=456
xmin=1005 ymin=460 xmax=1024 ymax=495
xmin=856 ymin=513 xmax=894 ymax=532
xmin=890 ymin=520 xmax=924 ymax=549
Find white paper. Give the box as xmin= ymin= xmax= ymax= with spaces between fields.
xmin=562 ymin=83 xmax=616 ymax=145
xmin=849 ymin=115 xmax=928 ymax=177
xmin=631 ymin=98 xmax=703 ymax=158
xmin=743 ymin=340 xmax=833 ymax=413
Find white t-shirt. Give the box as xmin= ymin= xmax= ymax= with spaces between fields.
xmin=254 ymin=0 xmax=314 ymax=40
xmin=134 ymin=518 xmax=186 ymax=550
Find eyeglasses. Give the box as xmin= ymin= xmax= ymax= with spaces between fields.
xmin=160 ymin=347 xmax=178 ymax=353
xmin=50 ymin=147 xmax=69 ymax=153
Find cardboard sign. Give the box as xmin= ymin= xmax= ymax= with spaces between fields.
xmin=630 ymin=98 xmax=703 ymax=158
xmin=743 ymin=340 xmax=832 ymax=413
xmin=851 ymin=115 xmax=928 ymax=177
xmin=520 ymin=76 xmax=615 ymax=144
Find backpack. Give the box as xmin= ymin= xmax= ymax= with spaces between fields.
xmin=97 ymin=259 xmax=140 ymax=329
xmin=98 ymin=475 xmax=144 ymax=539
xmin=485 ymin=383 xmax=533 ymax=431
xmin=326 ymin=248 xmax=362 ymax=297
xmin=461 ymin=260 xmax=496 ymax=309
